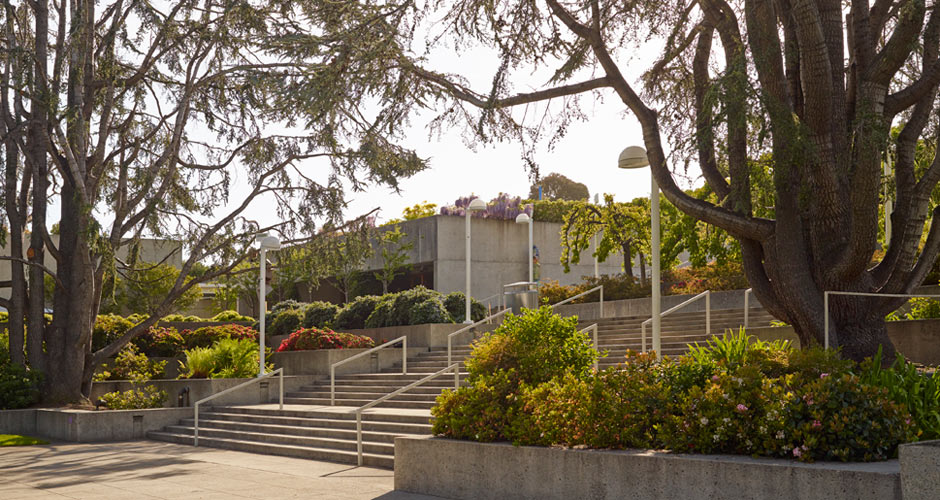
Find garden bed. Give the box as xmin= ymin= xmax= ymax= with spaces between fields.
xmin=90 ymin=375 xmax=320 ymax=408
xmin=394 ymin=437 xmax=904 ymax=500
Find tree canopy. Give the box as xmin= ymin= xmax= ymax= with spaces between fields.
xmin=529 ymin=172 xmax=590 ymax=201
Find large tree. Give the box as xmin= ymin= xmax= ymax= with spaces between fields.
xmin=0 ymin=0 xmax=424 ymax=402
xmin=316 ymin=0 xmax=940 ymax=360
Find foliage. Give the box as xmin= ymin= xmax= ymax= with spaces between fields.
xmin=333 ymin=295 xmax=383 ymax=330
xmin=439 ymin=193 xmax=531 ymax=220
xmin=530 ymin=199 xmax=584 ymax=223
xmin=665 ymin=262 xmax=750 ymax=295
xmin=529 ymin=172 xmax=589 ymax=201
xmin=268 ymin=308 xmax=305 ymax=336
xmin=0 ymin=435 xmax=49 ymax=446
xmin=178 ymin=338 xmax=270 ymax=379
xmin=272 ymin=300 xmax=305 ymax=314
xmin=276 ymin=327 xmax=375 ymax=351
xmin=211 ymin=310 xmax=253 ymax=322
xmin=539 ymin=275 xmax=651 ymax=306
xmin=860 ymin=349 xmax=940 ymax=441
xmin=408 ymin=297 xmax=452 ymax=325
xmin=443 ymin=291 xmax=487 ymax=323
xmin=0 ymin=362 xmax=42 ymax=410
xmin=401 ymin=201 xmax=438 ymax=220
xmin=889 ymin=298 xmax=940 ymax=321
xmin=102 ymin=263 xmax=204 ymax=316
xmin=92 ymin=314 xmax=135 ymax=352
xmin=99 ymin=386 xmax=168 ymax=410
xmin=132 ymin=327 xmax=185 ymax=357
xmin=94 ymin=345 xmax=167 ymax=382
xmin=374 ymin=225 xmax=414 ymax=294
xmin=184 ymin=324 xmax=258 ymax=350
xmin=303 ymin=301 xmax=340 ymax=328
xmin=435 ymin=327 xmax=921 ymax=462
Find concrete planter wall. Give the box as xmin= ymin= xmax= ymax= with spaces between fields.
xmin=750 ymin=319 xmax=940 ymax=365
xmin=269 ymin=347 xmax=427 ymax=376
xmin=0 ymin=407 xmax=192 ymax=442
xmin=90 ymin=375 xmax=320 ymax=408
xmin=900 ymin=440 xmax=940 ymax=500
xmin=554 ymin=289 xmax=760 ymax=321
xmin=342 ymin=323 xmax=497 ymax=348
xmin=394 ymin=437 xmax=903 ymax=500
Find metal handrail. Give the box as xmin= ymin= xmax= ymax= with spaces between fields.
xmin=823 ymin=291 xmax=940 ymax=349
xmin=352 ymin=363 xmax=460 ymax=466
xmin=640 ymin=290 xmax=711 ymax=353
xmin=448 ymin=308 xmax=510 ymax=367
xmin=580 ymin=323 xmax=599 ymax=371
xmin=331 ymin=336 xmax=407 ymax=405
xmin=194 ymin=368 xmax=284 ymax=447
xmin=551 ymin=285 xmax=604 ymax=318
xmin=744 ymin=288 xmax=753 ymax=329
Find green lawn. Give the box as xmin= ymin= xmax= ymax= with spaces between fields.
xmin=0 ymin=434 xmax=49 ymax=446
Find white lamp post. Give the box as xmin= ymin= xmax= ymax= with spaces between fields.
xmin=515 ymin=212 xmax=533 ymax=283
xmin=593 ymin=193 xmax=600 ymax=278
xmin=618 ymin=146 xmax=661 ymax=360
xmin=257 ymin=234 xmax=281 ymax=376
xmin=465 ymin=198 xmax=486 ymax=323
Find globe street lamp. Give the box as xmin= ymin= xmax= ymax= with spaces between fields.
xmin=257 ymin=234 xmax=281 ymax=376
xmin=593 ymin=193 xmax=600 ymax=278
xmin=515 ymin=212 xmax=533 ymax=283
xmin=465 ymin=198 xmax=486 ymax=323
xmin=618 ymin=146 xmax=662 ymax=360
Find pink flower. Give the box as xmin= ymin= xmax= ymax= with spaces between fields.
xmin=792 ymin=447 xmax=802 ymax=458
xmin=820 ymin=373 xmax=829 ymax=379
xmin=812 ymin=420 xmax=821 ymax=428
xmin=736 ymin=404 xmax=748 ymax=412
xmin=711 ymin=375 xmax=720 ymax=382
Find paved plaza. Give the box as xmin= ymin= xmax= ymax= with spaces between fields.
xmin=0 ymin=440 xmax=447 ymax=500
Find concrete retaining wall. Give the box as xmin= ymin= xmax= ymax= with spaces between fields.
xmin=269 ymin=347 xmax=427 ymax=375
xmin=750 ymin=319 xmax=940 ymax=365
xmin=341 ymin=323 xmax=497 ymax=348
xmin=90 ymin=375 xmax=320 ymax=409
xmin=0 ymin=407 xmax=191 ymax=442
xmin=900 ymin=440 xmax=940 ymax=500
xmin=554 ymin=288 xmax=760 ymax=321
xmin=394 ymin=437 xmax=902 ymax=500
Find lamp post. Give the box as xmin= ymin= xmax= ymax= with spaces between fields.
xmin=618 ymin=146 xmax=661 ymax=360
xmin=257 ymin=234 xmax=281 ymax=376
xmin=465 ymin=198 xmax=486 ymax=323
xmin=515 ymin=212 xmax=533 ymax=283
xmin=593 ymin=193 xmax=600 ymax=278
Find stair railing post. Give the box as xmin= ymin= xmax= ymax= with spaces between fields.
xmin=744 ymin=288 xmax=751 ymax=329
xmin=705 ymin=291 xmax=711 ymax=335
xmin=641 ymin=321 xmax=647 ymax=353
xmin=194 ymin=403 xmax=199 ymax=447
xmin=356 ymin=412 xmax=363 ymax=466
xmin=600 ymin=286 xmax=604 ymax=319
xmin=454 ymin=363 xmax=459 ymax=390
xmin=330 ymin=365 xmax=335 ymax=406
xmin=447 ymin=335 xmax=452 ymax=370
xmin=403 ymin=337 xmax=407 ymax=375
xmin=279 ymin=368 xmax=284 ymax=409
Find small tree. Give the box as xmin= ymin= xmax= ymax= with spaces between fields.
xmin=529 ymin=172 xmax=590 ymax=201
xmin=402 ymin=202 xmax=438 ymax=220
xmin=374 ymin=225 xmax=414 ymax=294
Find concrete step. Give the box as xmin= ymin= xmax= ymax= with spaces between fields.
xmin=299 ymin=385 xmax=449 ymax=395
xmin=179 ymin=418 xmax=426 ymax=445
xmin=307 ymin=377 xmax=467 ymax=388
xmin=147 ymin=431 xmax=394 ymax=468
xmin=204 ymin=405 xmax=432 ymax=424
xmin=284 ymin=397 xmax=434 ymax=409
xmin=190 ymin=411 xmax=431 ymax=434
xmin=288 ymin=391 xmax=443 ymax=403
xmin=164 ymin=423 xmax=412 ymax=454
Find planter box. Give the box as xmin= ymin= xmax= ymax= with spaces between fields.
xmin=900 ymin=440 xmax=940 ymax=500
xmin=0 ymin=407 xmax=191 ymax=442
xmin=750 ymin=319 xmax=940 ymax=365
xmin=90 ymin=375 xmax=320 ymax=408
xmin=269 ymin=347 xmax=427 ymax=376
xmin=345 ymin=323 xmax=498 ymax=348
xmin=394 ymin=437 xmax=902 ymax=500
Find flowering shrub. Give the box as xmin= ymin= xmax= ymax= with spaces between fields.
xmin=434 ymin=327 xmax=921 ymax=463
xmin=100 ymin=385 xmax=167 ymax=409
xmin=276 ymin=327 xmax=375 ymax=352
xmin=132 ymin=326 xmax=185 ymax=357
xmin=439 ymin=193 xmax=531 ymax=220
xmin=94 ymin=344 xmax=167 ymax=382
xmin=538 ymin=275 xmax=651 ymax=306
xmin=184 ymin=324 xmax=258 ymax=350
xmin=92 ymin=314 xmax=134 ymax=351
xmin=665 ymin=262 xmax=749 ymax=295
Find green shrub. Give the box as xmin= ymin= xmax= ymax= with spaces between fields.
xmin=390 ymin=286 xmax=439 ymax=325
xmin=664 ymin=261 xmax=749 ymax=295
xmin=211 ymin=310 xmax=253 ymax=322
xmin=334 ymin=295 xmax=382 ymax=330
xmin=443 ymin=292 xmax=486 ymax=323
xmin=364 ymin=296 xmax=395 ymax=328
xmin=860 ymin=348 xmax=940 ymax=441
xmin=0 ymin=363 xmax=42 ymax=410
xmin=178 ymin=338 xmax=270 ymax=379
xmin=132 ymin=326 xmax=185 ymax=357
xmin=269 ymin=308 xmax=304 ymax=336
xmin=276 ymin=327 xmax=375 ymax=351
xmin=184 ymin=324 xmax=258 ymax=350
xmin=271 ymin=299 xmax=305 ymax=314
xmin=94 ymin=344 xmax=167 ymax=382
xmin=409 ymin=298 xmax=451 ymax=325
xmin=99 ymin=385 xmax=167 ymax=409
xmin=432 ymin=370 xmax=519 ymax=442
xmin=92 ymin=314 xmax=134 ymax=351
xmin=302 ymin=301 xmax=340 ymax=328
xmin=183 ymin=315 xmax=203 ymax=322
xmin=162 ymin=314 xmax=186 ymax=322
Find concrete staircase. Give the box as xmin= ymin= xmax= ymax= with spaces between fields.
xmin=149 ymin=304 xmax=773 ymax=468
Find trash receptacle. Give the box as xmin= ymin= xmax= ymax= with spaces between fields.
xmin=503 ymin=282 xmax=539 ymax=314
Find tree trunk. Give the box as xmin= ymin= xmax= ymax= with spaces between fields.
xmin=638 ymin=252 xmax=647 ymax=287
xmin=621 ymin=240 xmax=634 ymax=280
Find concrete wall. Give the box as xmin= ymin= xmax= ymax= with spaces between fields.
xmin=750 ymin=319 xmax=940 ymax=365
xmin=900 ymin=440 xmax=940 ymax=500
xmin=269 ymin=347 xmax=426 ymax=376
xmin=394 ymin=437 xmax=902 ymax=500
xmin=555 ymin=288 xmax=763 ymax=321
xmin=0 ymin=407 xmax=192 ymax=442
xmin=343 ymin=322 xmax=497 ymax=348
xmin=90 ymin=375 xmax=321 ymax=408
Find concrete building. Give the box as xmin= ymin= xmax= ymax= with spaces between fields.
xmin=303 ymin=215 xmax=629 ymax=305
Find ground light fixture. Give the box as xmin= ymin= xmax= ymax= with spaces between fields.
xmin=257 ymin=233 xmax=281 ymax=376
xmin=618 ymin=146 xmax=662 ymax=360
xmin=465 ymin=198 xmax=486 ymax=323
xmin=515 ymin=212 xmax=533 ymax=283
